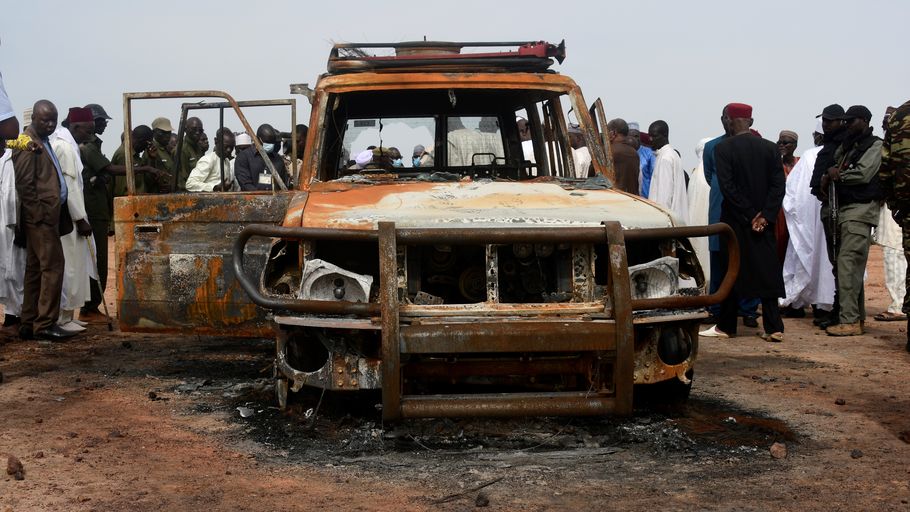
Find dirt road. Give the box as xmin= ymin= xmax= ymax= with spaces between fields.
xmin=1 ymin=247 xmax=909 ymax=511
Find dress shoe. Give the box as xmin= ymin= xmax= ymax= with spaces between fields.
xmin=782 ymin=306 xmax=806 ymax=318
xmin=818 ymin=316 xmax=839 ymax=329
xmin=34 ymin=325 xmax=78 ymax=340
xmin=826 ymin=322 xmax=863 ymax=337
xmin=742 ymin=316 xmax=759 ymax=328
xmin=18 ymin=325 xmax=33 ymax=340
xmin=3 ymin=314 xmax=20 ymax=327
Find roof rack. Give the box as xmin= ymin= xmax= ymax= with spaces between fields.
xmin=328 ymin=40 xmax=566 ymax=74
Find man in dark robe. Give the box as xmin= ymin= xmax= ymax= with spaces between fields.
xmin=711 ymin=103 xmax=786 ymax=341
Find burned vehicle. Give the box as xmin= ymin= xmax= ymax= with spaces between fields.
xmin=116 ymin=41 xmax=737 ymax=421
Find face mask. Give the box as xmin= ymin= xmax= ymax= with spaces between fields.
xmin=262 ymin=142 xmax=276 ymax=154
xmin=412 ymin=157 xmax=421 ymax=167
xmin=392 ymin=158 xmax=403 ymax=167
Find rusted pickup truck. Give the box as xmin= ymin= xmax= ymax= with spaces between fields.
xmin=116 ymin=41 xmax=736 ymax=420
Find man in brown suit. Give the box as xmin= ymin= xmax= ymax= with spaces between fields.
xmin=12 ymin=100 xmax=76 ymax=340
xmin=606 ymin=118 xmax=642 ymax=195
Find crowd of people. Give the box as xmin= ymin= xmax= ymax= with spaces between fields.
xmin=0 ymin=76 xmax=306 ymax=341
xmin=1 ymin=67 xmax=909 ymax=353
xmin=609 ymin=102 xmax=910 ymax=351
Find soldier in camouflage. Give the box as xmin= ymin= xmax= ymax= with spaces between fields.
xmin=880 ymin=99 xmax=910 ymax=352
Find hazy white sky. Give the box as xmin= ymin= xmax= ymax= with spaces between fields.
xmin=3 ymin=0 xmax=908 ymax=169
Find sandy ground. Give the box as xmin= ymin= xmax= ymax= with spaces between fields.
xmin=1 ymin=244 xmax=909 ymax=511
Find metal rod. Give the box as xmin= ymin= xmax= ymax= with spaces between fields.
xmin=400 ymin=392 xmax=617 ymax=418
xmin=218 ymin=106 xmax=225 ymax=191
xmin=378 ymin=221 xmax=401 ymax=421
xmin=604 ymin=221 xmax=633 ymax=415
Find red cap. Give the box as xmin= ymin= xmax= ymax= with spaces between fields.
xmin=750 ymin=128 xmax=762 ymax=137
xmin=639 ymin=132 xmax=652 ymax=146
xmin=726 ymin=103 xmax=753 ymax=120
xmin=66 ymin=107 xmax=94 ymax=124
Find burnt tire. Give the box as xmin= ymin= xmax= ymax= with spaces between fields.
xmin=634 ymin=370 xmax=693 ymax=408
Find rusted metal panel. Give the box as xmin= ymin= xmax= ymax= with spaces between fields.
xmin=399 ymin=321 xmax=617 ymax=354
xmin=115 ymin=192 xmax=293 ymax=335
xmin=301 ymin=182 xmax=675 ymax=230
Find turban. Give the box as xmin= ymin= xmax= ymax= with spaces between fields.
xmin=66 ymin=107 xmax=94 ymax=124
xmin=567 ymin=123 xmax=582 ymax=135
xmin=639 ymin=132 xmax=652 ymax=145
xmin=726 ymin=103 xmax=753 ymax=120
xmin=778 ymin=130 xmax=798 ymax=142
xmin=628 ymin=122 xmax=640 ymax=131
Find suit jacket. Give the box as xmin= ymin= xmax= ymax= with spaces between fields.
xmin=12 ymin=126 xmax=70 ymax=234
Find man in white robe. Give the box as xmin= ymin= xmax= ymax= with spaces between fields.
xmin=51 ymin=108 xmax=98 ymax=332
xmin=873 ymin=204 xmax=907 ymax=320
xmin=647 ymin=120 xmax=688 ymax=224
xmin=0 ymin=146 xmax=25 ymax=327
xmin=688 ymin=138 xmax=713 ymax=278
xmin=781 ymin=122 xmax=834 ymax=310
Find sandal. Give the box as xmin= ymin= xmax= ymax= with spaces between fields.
xmin=873 ymin=312 xmax=907 ymax=322
xmin=762 ymin=332 xmax=784 ymax=343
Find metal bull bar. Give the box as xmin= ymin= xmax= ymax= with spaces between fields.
xmin=232 ymin=221 xmax=738 ymax=420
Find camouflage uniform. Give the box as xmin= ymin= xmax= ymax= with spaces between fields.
xmin=880 ymin=99 xmax=910 ymax=348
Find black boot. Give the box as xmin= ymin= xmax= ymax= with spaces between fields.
xmin=2 ymin=314 xmax=20 ymax=327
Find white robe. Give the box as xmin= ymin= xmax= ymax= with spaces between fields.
xmin=874 ymin=204 xmax=906 ymax=313
xmin=51 ymin=128 xmax=97 ymax=312
xmin=687 ymin=138 xmax=713 ymax=279
xmin=781 ymin=146 xmax=834 ymax=309
xmin=0 ymin=151 xmax=25 ymax=316
xmin=650 ymin=144 xmax=689 ymax=224
xmin=572 ymin=146 xmax=591 ymax=179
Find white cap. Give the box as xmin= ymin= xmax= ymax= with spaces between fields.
xmin=355 ymin=149 xmax=373 ymax=167
xmin=815 ymin=118 xmax=824 ymax=135
xmin=235 ymin=132 xmax=252 ymax=146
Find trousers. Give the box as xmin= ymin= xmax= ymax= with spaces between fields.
xmin=21 ymin=222 xmax=64 ymax=332
xmin=836 ymin=220 xmax=873 ymax=324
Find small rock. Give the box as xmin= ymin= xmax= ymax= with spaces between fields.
xmin=850 ymin=449 xmax=863 ymax=459
xmin=225 ymin=470 xmax=232 ymax=475
xmin=237 ymin=406 xmax=254 ymax=418
xmin=475 ymin=492 xmax=490 ymax=507
xmin=898 ymin=431 xmax=910 ymax=444
xmin=108 ymin=430 xmax=125 ymax=439
xmin=769 ymin=442 xmax=787 ymax=459
xmin=74 ymin=456 xmax=84 ymax=462
xmin=34 ymin=451 xmax=44 ymax=459
xmin=834 ymin=398 xmax=846 ymax=406
xmin=6 ymin=455 xmax=24 ymax=480
xmin=66 ymin=432 xmax=78 ymax=439
xmin=35 ymin=418 xmax=42 ymax=424
xmin=148 ymin=391 xmax=158 ymax=400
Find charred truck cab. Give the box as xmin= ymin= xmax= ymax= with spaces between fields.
xmin=119 ymin=41 xmax=738 ymax=420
